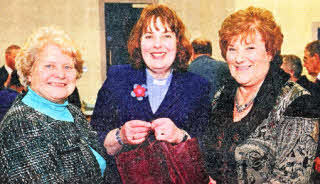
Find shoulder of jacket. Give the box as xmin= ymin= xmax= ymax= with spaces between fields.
xmin=281 ymin=80 xmax=310 ymax=102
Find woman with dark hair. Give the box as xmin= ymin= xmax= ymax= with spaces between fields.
xmin=91 ymin=4 xmax=210 ymax=183
xmin=203 ymin=6 xmax=319 ymax=183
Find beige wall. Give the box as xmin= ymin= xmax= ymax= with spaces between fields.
xmin=1 ymin=0 xmax=319 ymax=104
xmin=233 ymin=0 xmax=320 ymax=77
xmin=0 ymin=0 xmax=103 ymax=104
xmin=160 ymin=0 xmax=320 ymax=63
xmin=159 ymin=0 xmax=235 ymax=61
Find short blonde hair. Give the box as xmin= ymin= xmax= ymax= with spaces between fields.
xmin=16 ymin=26 xmax=84 ymax=87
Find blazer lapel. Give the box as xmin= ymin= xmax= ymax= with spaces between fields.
xmin=127 ymin=68 xmax=154 ymax=119
xmin=154 ymin=71 xmax=184 ymax=117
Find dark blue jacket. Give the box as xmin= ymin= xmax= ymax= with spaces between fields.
xmin=90 ymin=64 xmax=211 ymax=183
xmin=0 ymin=87 xmax=18 ymax=121
xmin=91 ymin=64 xmax=211 ymax=143
xmin=188 ymin=55 xmax=230 ymax=101
xmin=0 ymin=66 xmax=9 ymax=88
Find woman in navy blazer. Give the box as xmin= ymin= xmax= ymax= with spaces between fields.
xmin=90 ymin=4 xmax=210 ymax=182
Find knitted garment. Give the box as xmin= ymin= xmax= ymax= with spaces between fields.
xmin=22 ymin=87 xmax=106 ymax=176
xmin=0 ymin=94 xmax=107 ymax=183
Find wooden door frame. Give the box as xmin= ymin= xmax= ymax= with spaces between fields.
xmin=99 ymin=0 xmax=158 ymax=81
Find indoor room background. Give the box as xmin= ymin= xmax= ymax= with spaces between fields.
xmin=1 ymin=0 xmax=319 ymax=106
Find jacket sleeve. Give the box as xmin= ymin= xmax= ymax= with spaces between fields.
xmin=270 ymin=117 xmax=318 ymax=183
xmin=90 ymin=67 xmax=121 ymax=146
xmin=0 ymin=119 xmax=63 ymax=183
xmin=185 ymin=78 xmax=211 ymax=140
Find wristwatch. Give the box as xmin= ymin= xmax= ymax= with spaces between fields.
xmin=181 ymin=130 xmax=189 ymax=142
xmin=116 ymin=128 xmax=124 ymax=145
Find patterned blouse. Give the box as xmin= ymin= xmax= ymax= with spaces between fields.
xmin=203 ymin=61 xmax=319 ymax=183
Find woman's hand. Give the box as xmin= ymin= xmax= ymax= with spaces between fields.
xmin=208 ymin=176 xmax=216 ymax=184
xmin=120 ymin=120 xmax=151 ymax=145
xmin=151 ymin=118 xmax=184 ymax=144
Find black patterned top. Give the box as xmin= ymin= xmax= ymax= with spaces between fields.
xmin=0 ymin=94 xmax=107 ymax=183
xmin=203 ymin=59 xmax=319 ymax=183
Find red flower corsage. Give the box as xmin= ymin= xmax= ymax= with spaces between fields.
xmin=315 ymin=157 xmax=320 ymax=173
xmin=131 ymin=84 xmax=148 ymax=101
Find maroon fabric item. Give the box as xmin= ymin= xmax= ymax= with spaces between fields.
xmin=116 ymin=138 xmax=209 ymax=184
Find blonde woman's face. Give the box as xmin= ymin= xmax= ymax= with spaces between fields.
xmin=28 ymin=44 xmax=77 ymax=104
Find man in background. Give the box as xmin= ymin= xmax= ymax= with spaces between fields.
xmin=301 ymin=40 xmax=320 ymax=182
xmin=0 ymin=45 xmax=21 ymax=121
xmin=188 ymin=38 xmax=229 ymax=101
xmin=0 ymin=45 xmax=21 ymax=88
xmin=281 ymin=54 xmax=303 ymax=82
xmin=299 ymin=40 xmax=320 ymax=96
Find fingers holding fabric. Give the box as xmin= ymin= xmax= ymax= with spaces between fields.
xmin=121 ymin=120 xmax=151 ymax=145
xmin=152 ymin=118 xmax=184 ymax=144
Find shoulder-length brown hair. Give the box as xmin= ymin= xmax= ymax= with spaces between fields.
xmin=219 ymin=6 xmax=283 ymax=60
xmin=127 ymin=4 xmax=192 ymax=72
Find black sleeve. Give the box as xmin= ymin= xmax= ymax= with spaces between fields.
xmin=284 ymin=95 xmax=320 ymax=118
xmin=68 ymin=87 xmax=81 ymax=108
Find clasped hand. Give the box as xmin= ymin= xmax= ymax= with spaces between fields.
xmin=120 ymin=118 xmax=183 ymax=145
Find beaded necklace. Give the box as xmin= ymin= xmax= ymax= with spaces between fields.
xmin=234 ymin=88 xmax=257 ymax=113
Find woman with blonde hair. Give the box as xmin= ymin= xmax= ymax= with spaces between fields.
xmin=0 ymin=27 xmax=107 ymax=183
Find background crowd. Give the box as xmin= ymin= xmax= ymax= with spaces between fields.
xmin=0 ymin=3 xmax=319 ymax=184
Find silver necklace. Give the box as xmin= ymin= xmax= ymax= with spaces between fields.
xmin=235 ymin=89 xmax=256 ymax=113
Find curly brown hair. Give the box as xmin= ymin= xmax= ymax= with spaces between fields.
xmin=219 ymin=6 xmax=283 ymax=60
xmin=127 ymin=4 xmax=192 ymax=72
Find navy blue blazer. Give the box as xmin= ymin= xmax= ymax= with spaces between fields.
xmin=0 ymin=66 xmax=9 ymax=88
xmin=91 ymin=64 xmax=211 ymax=145
xmin=0 ymin=87 xmax=19 ymax=121
xmin=90 ymin=64 xmax=210 ymax=183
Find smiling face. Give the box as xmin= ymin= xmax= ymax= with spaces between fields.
xmin=28 ymin=44 xmax=77 ymax=104
xmin=226 ymin=31 xmax=272 ymax=87
xmin=140 ymin=17 xmax=177 ymax=79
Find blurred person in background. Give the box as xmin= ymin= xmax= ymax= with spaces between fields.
xmin=188 ymin=38 xmax=229 ymax=101
xmin=0 ymin=45 xmax=21 ymax=88
xmin=281 ymin=54 xmax=302 ymax=82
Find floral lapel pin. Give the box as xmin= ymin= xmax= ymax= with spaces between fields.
xmin=131 ymin=84 xmax=148 ymax=101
